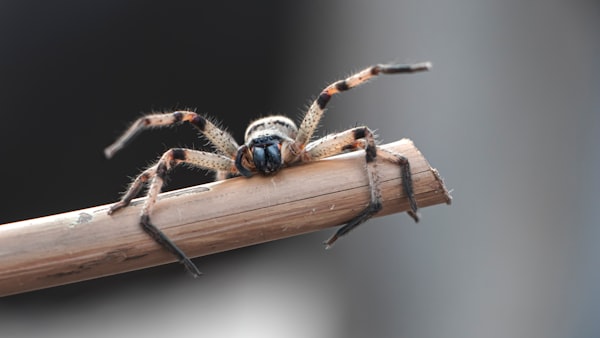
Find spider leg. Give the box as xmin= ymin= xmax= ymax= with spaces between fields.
xmin=109 ymin=148 xmax=236 ymax=277
xmin=141 ymin=213 xmax=201 ymax=278
xmin=304 ymin=127 xmax=419 ymax=248
xmin=104 ymin=111 xmax=239 ymax=159
xmin=374 ymin=148 xmax=419 ymax=222
xmin=292 ymin=62 xmax=431 ymax=156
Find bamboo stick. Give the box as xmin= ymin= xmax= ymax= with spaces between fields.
xmin=0 ymin=139 xmax=451 ymax=296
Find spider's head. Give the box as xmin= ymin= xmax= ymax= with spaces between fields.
xmin=235 ymin=135 xmax=285 ymax=176
xmin=235 ymin=116 xmax=298 ymax=177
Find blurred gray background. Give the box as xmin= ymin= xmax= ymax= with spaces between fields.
xmin=1 ymin=1 xmax=599 ymax=337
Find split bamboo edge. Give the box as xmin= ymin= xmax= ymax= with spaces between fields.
xmin=0 ymin=139 xmax=451 ymax=296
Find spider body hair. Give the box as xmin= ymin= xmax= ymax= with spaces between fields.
xmin=105 ymin=61 xmax=431 ymax=276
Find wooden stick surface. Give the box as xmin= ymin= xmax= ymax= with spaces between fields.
xmin=0 ymin=139 xmax=451 ymax=296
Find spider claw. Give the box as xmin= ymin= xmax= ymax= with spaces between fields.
xmin=182 ymin=258 xmax=203 ymax=278
xmin=323 ymin=235 xmax=338 ymax=250
xmin=408 ymin=210 xmax=420 ymax=223
xmin=408 ymin=197 xmax=419 ymax=222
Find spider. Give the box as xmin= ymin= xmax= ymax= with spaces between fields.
xmin=105 ymin=61 xmax=431 ymax=277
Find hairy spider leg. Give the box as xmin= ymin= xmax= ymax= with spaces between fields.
xmin=304 ymin=127 xmax=418 ymax=248
xmin=109 ymin=148 xmax=235 ymax=276
xmin=104 ymin=111 xmax=239 ymax=159
xmin=291 ymin=62 xmax=432 ymax=158
xmin=374 ymin=147 xmax=419 ymax=222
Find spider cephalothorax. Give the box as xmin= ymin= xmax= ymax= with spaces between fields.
xmin=105 ymin=61 xmax=431 ymax=276
xmin=235 ymin=116 xmax=297 ymax=176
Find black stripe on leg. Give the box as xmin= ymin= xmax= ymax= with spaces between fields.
xmin=370 ymin=65 xmax=382 ymax=75
xmin=379 ymin=63 xmax=432 ymax=74
xmin=141 ymin=117 xmax=151 ymax=126
xmin=335 ymin=80 xmax=350 ymax=92
xmin=190 ymin=115 xmax=207 ymax=131
xmin=317 ymin=92 xmax=332 ymax=109
xmin=365 ymin=145 xmax=377 ymax=163
xmin=352 ymin=127 xmax=367 ymax=140
xmin=161 ymin=148 xmax=187 ymax=171
xmin=172 ymin=111 xmax=184 ymax=122
xmin=341 ymin=144 xmax=357 ymax=152
xmin=352 ymin=127 xmax=377 ymax=163
xmin=171 ymin=148 xmax=187 ymax=161
xmin=156 ymin=162 xmax=169 ymax=179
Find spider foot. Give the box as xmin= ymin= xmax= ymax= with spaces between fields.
xmin=323 ymin=201 xmax=381 ymax=249
xmin=406 ymin=187 xmax=420 ymax=222
xmin=408 ymin=210 xmax=420 ymax=223
xmin=378 ymin=62 xmax=432 ymax=74
xmin=323 ymin=234 xmax=339 ymax=250
xmin=140 ymin=215 xmax=202 ymax=277
xmin=180 ymin=257 xmax=203 ymax=278
xmin=107 ymin=201 xmax=129 ymax=215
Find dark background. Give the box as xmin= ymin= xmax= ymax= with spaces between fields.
xmin=0 ymin=2 xmax=288 ymax=223
xmin=1 ymin=1 xmax=600 ymax=338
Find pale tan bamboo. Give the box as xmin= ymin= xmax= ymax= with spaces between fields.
xmin=0 ymin=139 xmax=450 ymax=296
